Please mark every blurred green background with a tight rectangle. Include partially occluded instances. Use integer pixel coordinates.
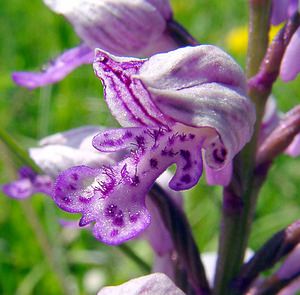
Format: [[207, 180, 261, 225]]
[[0, 0, 300, 294]]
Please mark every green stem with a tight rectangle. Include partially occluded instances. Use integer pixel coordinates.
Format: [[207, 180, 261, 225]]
[[38, 85, 52, 138], [118, 244, 151, 273], [213, 1, 272, 294], [20, 200, 76, 295], [0, 128, 41, 173]]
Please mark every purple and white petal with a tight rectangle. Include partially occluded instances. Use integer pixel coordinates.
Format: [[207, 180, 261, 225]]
[[97, 273, 185, 295], [39, 125, 103, 149], [93, 50, 174, 127], [147, 0, 173, 20], [54, 164, 151, 245], [44, 0, 176, 57], [12, 45, 93, 89], [136, 46, 255, 164], [2, 178, 34, 199], [137, 45, 246, 91], [2, 167, 52, 199], [280, 27, 300, 81], [30, 126, 116, 178]]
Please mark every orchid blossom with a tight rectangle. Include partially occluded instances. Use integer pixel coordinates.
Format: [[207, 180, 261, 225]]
[[52, 45, 256, 245]]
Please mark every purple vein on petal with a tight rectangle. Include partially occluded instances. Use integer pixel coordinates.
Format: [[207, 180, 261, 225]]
[[93, 49, 174, 128]]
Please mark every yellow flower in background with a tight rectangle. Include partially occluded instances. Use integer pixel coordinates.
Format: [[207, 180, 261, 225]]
[[225, 26, 248, 54], [225, 24, 283, 55]]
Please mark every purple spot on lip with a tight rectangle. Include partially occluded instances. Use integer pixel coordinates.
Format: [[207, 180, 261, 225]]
[[213, 148, 227, 163], [150, 158, 158, 168], [79, 196, 91, 203], [102, 139, 115, 146], [181, 174, 191, 184], [180, 150, 192, 170], [131, 175, 140, 186], [62, 196, 71, 203], [110, 229, 119, 237], [113, 210, 124, 227], [101, 56, 108, 64], [105, 204, 118, 218], [123, 131, 133, 139], [161, 148, 168, 156], [71, 173, 79, 181], [179, 134, 187, 141], [168, 134, 177, 145], [189, 134, 195, 140], [68, 184, 77, 191], [135, 136, 145, 148], [129, 212, 140, 223]]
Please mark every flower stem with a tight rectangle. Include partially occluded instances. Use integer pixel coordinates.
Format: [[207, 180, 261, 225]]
[[0, 128, 41, 173], [213, 1, 272, 294], [20, 200, 77, 295], [118, 244, 151, 273]]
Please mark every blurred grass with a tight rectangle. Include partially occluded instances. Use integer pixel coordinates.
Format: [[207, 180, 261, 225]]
[[0, 0, 300, 294]]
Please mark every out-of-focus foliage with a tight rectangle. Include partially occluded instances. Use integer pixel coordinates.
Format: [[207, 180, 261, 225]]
[[0, 0, 299, 294]]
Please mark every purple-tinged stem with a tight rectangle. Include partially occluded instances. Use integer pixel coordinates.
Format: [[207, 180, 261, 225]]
[[214, 7, 300, 295], [213, 1, 272, 294], [118, 244, 151, 273], [234, 220, 300, 293], [257, 105, 300, 165], [150, 183, 210, 295], [253, 270, 300, 295]]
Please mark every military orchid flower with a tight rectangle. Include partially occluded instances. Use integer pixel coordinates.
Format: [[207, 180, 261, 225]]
[[52, 45, 256, 245]]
